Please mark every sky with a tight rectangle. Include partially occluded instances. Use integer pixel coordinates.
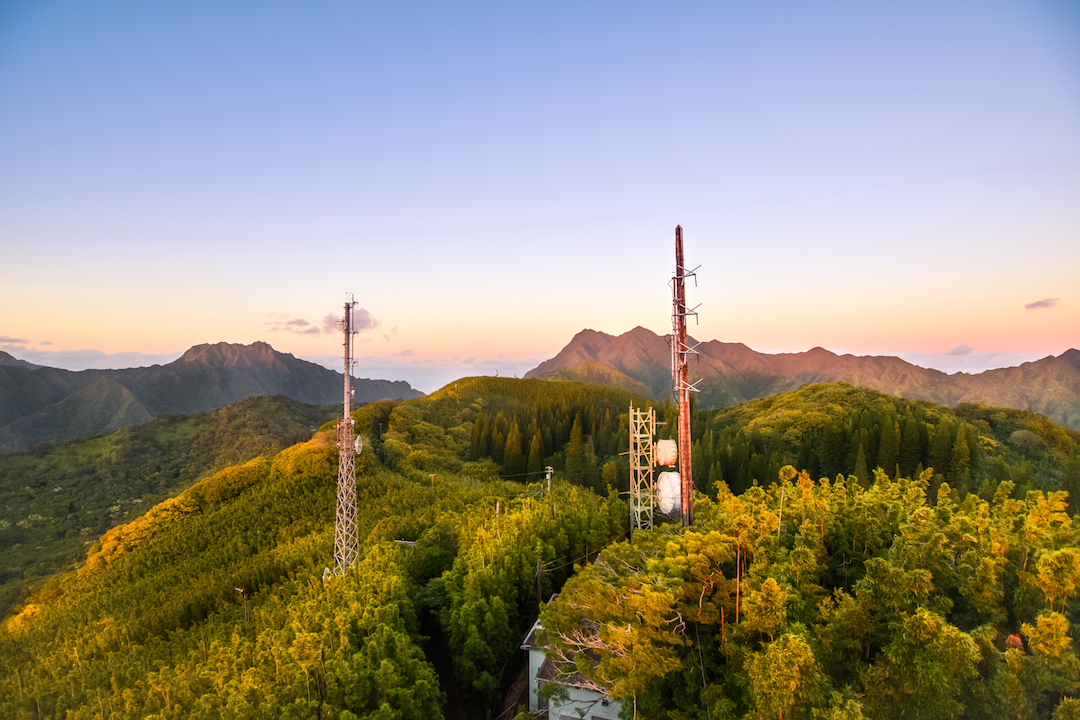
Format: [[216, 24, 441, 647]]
[[1, 0, 1078, 392]]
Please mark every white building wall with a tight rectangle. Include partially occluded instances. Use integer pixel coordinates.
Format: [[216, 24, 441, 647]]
[[528, 648, 546, 711]]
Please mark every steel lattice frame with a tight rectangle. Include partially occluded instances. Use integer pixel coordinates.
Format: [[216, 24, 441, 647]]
[[334, 296, 360, 570], [629, 404, 656, 534]]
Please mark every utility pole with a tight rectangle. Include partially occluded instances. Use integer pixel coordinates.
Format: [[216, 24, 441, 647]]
[[334, 295, 360, 570], [672, 226, 699, 527]]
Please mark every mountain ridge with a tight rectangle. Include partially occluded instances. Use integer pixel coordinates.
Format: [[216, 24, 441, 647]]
[[525, 327, 1080, 429], [0, 342, 422, 451]]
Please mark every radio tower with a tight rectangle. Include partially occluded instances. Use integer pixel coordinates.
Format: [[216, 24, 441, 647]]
[[629, 404, 656, 534], [334, 295, 360, 570], [672, 226, 700, 527]]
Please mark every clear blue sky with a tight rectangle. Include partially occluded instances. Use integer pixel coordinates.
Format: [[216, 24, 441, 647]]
[[2, 0, 1078, 391]]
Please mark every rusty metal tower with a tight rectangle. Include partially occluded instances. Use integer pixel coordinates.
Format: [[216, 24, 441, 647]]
[[334, 295, 360, 570], [671, 226, 700, 527]]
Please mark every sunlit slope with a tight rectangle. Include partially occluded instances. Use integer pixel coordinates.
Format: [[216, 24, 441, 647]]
[[690, 382, 1080, 507], [0, 413, 627, 719], [544, 464, 1080, 719], [362, 375, 653, 487], [366, 376, 1080, 520]]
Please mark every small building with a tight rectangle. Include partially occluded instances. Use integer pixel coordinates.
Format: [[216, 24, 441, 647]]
[[521, 614, 623, 720]]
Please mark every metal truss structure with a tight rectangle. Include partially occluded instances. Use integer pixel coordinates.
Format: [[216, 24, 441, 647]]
[[334, 295, 360, 570], [629, 404, 656, 534]]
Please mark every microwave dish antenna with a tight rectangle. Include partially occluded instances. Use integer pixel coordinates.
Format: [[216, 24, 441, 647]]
[[656, 472, 682, 516]]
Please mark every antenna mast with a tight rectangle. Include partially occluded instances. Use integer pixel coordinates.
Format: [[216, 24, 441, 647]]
[[334, 295, 360, 570], [672, 226, 700, 527]]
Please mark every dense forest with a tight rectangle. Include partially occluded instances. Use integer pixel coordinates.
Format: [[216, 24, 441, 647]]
[[0, 379, 632, 719], [688, 383, 1080, 510], [366, 378, 1079, 512], [541, 467, 1080, 719], [353, 377, 650, 493], [2, 377, 1080, 719]]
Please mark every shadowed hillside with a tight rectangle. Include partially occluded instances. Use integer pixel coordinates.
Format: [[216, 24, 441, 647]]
[[0, 394, 342, 615], [0, 342, 423, 451]]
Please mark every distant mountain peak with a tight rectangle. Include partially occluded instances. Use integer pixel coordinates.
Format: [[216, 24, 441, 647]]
[[1058, 348, 1080, 369], [527, 327, 1080, 431], [0, 351, 43, 370], [0, 341, 422, 451], [178, 341, 280, 366]]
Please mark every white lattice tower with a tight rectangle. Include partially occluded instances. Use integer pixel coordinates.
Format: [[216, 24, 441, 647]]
[[334, 295, 360, 570], [629, 404, 656, 534]]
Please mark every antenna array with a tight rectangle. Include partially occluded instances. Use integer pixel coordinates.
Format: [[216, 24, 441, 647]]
[[334, 294, 360, 570]]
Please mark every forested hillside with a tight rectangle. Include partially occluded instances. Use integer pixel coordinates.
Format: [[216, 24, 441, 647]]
[[0, 395, 340, 616], [0, 378, 632, 720], [4, 375, 1080, 719], [541, 467, 1080, 719], [689, 383, 1080, 511], [357, 376, 651, 494]]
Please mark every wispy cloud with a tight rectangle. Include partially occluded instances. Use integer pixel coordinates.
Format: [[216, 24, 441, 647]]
[[39, 340, 53, 346], [353, 308, 380, 332], [264, 315, 321, 335], [0, 335, 28, 344], [269, 309, 382, 336], [1025, 298, 1060, 311], [944, 344, 973, 356]]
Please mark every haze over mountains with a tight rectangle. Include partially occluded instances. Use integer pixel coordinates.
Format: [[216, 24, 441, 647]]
[[525, 327, 1080, 430], [0, 342, 422, 451]]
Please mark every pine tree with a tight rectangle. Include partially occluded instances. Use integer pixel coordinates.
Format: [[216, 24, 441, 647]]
[[503, 422, 523, 475], [899, 413, 922, 477], [601, 460, 618, 492], [949, 423, 971, 489], [821, 422, 846, 478], [565, 414, 588, 485], [491, 427, 505, 465], [854, 442, 869, 487], [930, 420, 953, 479], [708, 461, 723, 489], [470, 413, 488, 461], [583, 437, 599, 491], [877, 419, 899, 474], [527, 431, 544, 474]]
